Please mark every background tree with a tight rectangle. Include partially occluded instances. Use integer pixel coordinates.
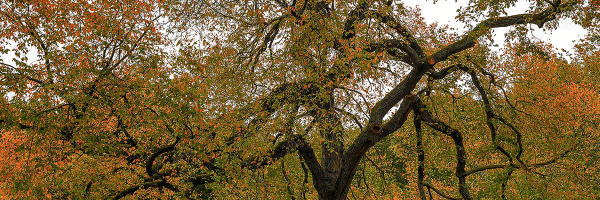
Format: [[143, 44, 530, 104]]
[[1, 0, 599, 199]]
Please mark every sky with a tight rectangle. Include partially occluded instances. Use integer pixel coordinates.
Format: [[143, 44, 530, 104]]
[[403, 0, 589, 54], [0, 0, 589, 66]]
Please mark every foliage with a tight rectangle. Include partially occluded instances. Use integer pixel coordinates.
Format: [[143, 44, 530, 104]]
[[1, 0, 599, 199]]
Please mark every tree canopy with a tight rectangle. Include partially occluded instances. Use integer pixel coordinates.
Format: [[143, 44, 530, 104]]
[[1, 0, 599, 199]]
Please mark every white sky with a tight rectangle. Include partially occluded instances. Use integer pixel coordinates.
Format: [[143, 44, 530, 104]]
[[1, 1, 588, 67], [403, 0, 588, 54]]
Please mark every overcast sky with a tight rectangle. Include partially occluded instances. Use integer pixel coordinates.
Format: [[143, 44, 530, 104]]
[[403, 0, 589, 53], [1, 1, 589, 66]]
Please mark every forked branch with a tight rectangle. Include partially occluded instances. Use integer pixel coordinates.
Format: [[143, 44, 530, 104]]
[[429, 0, 578, 65]]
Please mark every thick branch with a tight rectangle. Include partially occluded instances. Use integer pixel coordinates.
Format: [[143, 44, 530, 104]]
[[429, 1, 577, 65], [366, 40, 418, 65], [369, 65, 427, 123], [379, 94, 420, 140], [427, 64, 463, 80], [146, 137, 180, 177], [333, 54, 430, 198], [367, 10, 424, 59], [0, 119, 33, 129], [85, 180, 93, 194], [242, 134, 306, 170], [340, 0, 370, 40], [252, 16, 286, 63], [112, 180, 179, 200], [335, 93, 420, 199], [296, 136, 326, 192], [415, 111, 426, 200]]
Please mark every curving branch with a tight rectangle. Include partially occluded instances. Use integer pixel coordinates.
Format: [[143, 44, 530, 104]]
[[501, 169, 514, 200], [299, 153, 309, 199], [111, 180, 179, 200], [84, 180, 93, 195], [429, 63, 530, 167], [363, 154, 388, 194], [1, 62, 45, 85], [367, 10, 424, 59], [336, 93, 421, 199], [414, 111, 426, 200], [494, 116, 525, 164], [296, 135, 326, 193], [465, 67, 516, 164], [429, 63, 520, 164], [463, 148, 573, 177], [146, 137, 180, 178], [428, 0, 578, 65], [427, 64, 464, 80], [252, 16, 286, 64], [339, 0, 370, 41], [242, 134, 307, 170], [0, 119, 33, 129], [280, 160, 297, 200], [366, 40, 419, 65], [113, 136, 182, 199], [414, 98, 473, 200], [423, 183, 462, 200], [117, 118, 138, 147]]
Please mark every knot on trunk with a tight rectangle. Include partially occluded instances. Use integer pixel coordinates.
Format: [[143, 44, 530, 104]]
[[372, 124, 381, 133]]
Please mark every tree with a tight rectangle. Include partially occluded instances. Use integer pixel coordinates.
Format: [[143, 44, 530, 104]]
[[1, 0, 599, 199]]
